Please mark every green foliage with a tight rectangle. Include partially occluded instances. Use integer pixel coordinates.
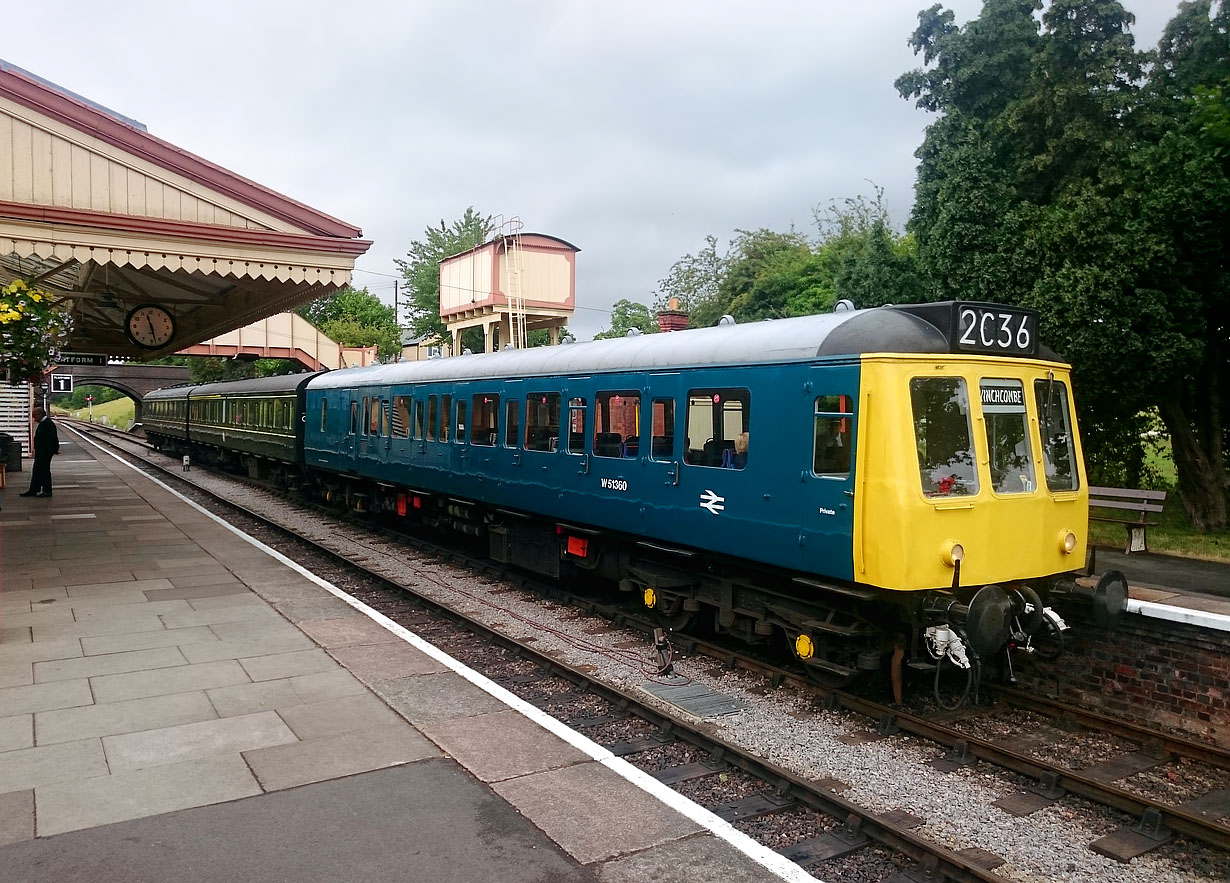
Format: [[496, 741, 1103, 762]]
[[655, 190, 921, 327], [295, 286, 400, 361], [899, 0, 1230, 529], [395, 208, 494, 348], [52, 384, 126, 410], [188, 358, 302, 383], [594, 300, 658, 339]]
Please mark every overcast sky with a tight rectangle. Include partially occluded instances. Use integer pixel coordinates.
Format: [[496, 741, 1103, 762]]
[[7, 1, 1176, 339]]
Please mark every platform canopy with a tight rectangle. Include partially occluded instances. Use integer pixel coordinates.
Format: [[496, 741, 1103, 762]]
[[0, 60, 371, 360]]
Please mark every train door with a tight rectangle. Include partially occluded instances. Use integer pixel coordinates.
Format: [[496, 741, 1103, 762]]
[[340, 394, 359, 470], [587, 381, 644, 529], [796, 366, 859, 581], [641, 373, 685, 508], [497, 381, 523, 502]]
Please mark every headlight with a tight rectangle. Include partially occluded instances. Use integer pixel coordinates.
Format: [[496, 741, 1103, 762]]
[[1059, 530, 1078, 554], [940, 540, 965, 567]]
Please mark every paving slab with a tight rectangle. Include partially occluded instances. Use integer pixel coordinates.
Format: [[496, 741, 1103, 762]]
[[277, 692, 407, 740], [268, 595, 367, 624], [299, 615, 404, 648], [103, 711, 298, 771], [494, 761, 703, 864], [80, 626, 219, 655], [178, 631, 315, 663], [0, 637, 82, 665], [205, 669, 368, 718], [594, 831, 781, 882], [421, 709, 591, 782], [236, 648, 339, 682], [370, 671, 511, 724], [0, 715, 33, 752], [0, 661, 33, 689], [35, 692, 218, 745], [0, 789, 33, 846], [90, 660, 251, 704], [243, 722, 439, 791], [0, 678, 93, 716], [329, 640, 450, 682], [33, 646, 186, 683], [33, 755, 263, 837], [0, 739, 108, 793], [142, 583, 249, 602]]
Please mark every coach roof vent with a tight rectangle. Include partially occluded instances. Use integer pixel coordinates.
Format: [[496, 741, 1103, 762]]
[[717, 315, 736, 326]]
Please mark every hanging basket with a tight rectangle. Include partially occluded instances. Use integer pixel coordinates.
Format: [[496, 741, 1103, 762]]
[[0, 279, 73, 384]]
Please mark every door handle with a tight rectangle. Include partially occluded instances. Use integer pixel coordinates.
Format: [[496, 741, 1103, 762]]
[[577, 454, 589, 475], [844, 489, 855, 496], [666, 461, 680, 486]]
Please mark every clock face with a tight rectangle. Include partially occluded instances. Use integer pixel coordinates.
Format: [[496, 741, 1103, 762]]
[[126, 304, 176, 348]]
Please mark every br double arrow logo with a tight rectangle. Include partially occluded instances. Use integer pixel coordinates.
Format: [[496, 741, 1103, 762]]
[[699, 489, 725, 515]]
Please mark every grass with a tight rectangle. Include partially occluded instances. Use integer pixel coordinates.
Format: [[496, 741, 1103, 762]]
[[53, 397, 136, 430], [1088, 501, 1230, 562]]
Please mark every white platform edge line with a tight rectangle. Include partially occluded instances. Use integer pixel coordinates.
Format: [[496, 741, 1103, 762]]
[[71, 428, 819, 883], [1126, 598, 1230, 632]]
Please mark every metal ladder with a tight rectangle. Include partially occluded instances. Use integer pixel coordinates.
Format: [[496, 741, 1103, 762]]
[[499, 216, 527, 349]]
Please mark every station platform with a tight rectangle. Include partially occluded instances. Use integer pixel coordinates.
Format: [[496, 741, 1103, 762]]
[[0, 434, 808, 882]]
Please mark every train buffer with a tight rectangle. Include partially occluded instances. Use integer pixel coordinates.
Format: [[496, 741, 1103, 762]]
[[1088, 486, 1167, 554]]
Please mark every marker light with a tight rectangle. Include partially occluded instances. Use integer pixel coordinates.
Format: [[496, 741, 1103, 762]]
[[940, 540, 965, 567], [1059, 530, 1078, 554]]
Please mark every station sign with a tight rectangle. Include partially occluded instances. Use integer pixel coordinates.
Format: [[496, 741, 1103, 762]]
[[50, 374, 73, 393], [56, 352, 108, 366]]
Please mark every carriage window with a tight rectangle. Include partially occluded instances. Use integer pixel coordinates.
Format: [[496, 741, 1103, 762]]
[[684, 388, 749, 469], [427, 396, 438, 441], [471, 394, 498, 446], [649, 399, 675, 461], [911, 377, 979, 497], [350, 401, 358, 436], [504, 399, 520, 447], [381, 400, 391, 437], [1034, 378, 1079, 491], [367, 397, 379, 435], [981, 379, 1035, 494], [320, 399, 327, 432], [594, 391, 640, 458], [567, 397, 587, 453], [813, 395, 854, 476], [392, 396, 410, 438], [441, 394, 452, 442], [455, 400, 467, 443], [414, 400, 424, 439], [525, 393, 560, 451]]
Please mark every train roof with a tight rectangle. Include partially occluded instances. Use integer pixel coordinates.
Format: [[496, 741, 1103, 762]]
[[308, 302, 1061, 390], [144, 372, 321, 400]]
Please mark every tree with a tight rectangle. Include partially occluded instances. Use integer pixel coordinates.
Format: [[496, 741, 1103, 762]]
[[899, 0, 1229, 529], [295, 286, 400, 362], [655, 193, 920, 325], [594, 300, 658, 339], [395, 208, 494, 348]]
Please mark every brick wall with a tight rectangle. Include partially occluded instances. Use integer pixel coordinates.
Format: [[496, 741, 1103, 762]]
[[1019, 609, 1230, 749]]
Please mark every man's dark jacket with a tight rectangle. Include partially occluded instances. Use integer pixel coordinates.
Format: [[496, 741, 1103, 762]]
[[33, 416, 59, 458]]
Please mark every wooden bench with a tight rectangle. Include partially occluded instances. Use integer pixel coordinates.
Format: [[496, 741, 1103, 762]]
[[1088, 486, 1167, 554]]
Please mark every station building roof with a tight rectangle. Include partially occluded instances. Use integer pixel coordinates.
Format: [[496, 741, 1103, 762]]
[[0, 59, 371, 360]]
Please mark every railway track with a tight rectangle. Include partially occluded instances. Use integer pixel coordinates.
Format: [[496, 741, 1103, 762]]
[[72, 422, 1230, 877]]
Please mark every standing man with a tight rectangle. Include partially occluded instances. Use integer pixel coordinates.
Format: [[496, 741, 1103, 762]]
[[20, 405, 59, 498]]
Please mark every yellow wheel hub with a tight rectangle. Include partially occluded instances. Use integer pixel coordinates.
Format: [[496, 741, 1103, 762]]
[[794, 634, 814, 660], [642, 587, 657, 609]]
